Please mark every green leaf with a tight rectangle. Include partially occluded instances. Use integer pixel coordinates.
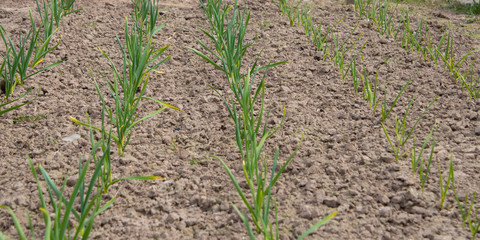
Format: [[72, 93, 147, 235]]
[[297, 211, 338, 240], [233, 205, 256, 240], [0, 206, 27, 240], [0, 87, 37, 115]]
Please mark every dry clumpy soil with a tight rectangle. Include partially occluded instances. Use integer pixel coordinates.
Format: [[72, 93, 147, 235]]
[[1, 0, 480, 239]]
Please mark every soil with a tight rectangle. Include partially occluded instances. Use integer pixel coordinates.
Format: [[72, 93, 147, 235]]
[[1, 0, 480, 239]]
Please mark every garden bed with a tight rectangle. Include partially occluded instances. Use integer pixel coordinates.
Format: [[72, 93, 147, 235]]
[[1, 0, 480, 239]]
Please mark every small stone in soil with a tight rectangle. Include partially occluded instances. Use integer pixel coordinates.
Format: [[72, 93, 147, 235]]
[[323, 198, 341, 208], [67, 176, 78, 187], [475, 125, 480, 136], [379, 206, 393, 218]]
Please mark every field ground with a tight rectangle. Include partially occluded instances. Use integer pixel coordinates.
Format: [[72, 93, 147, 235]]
[[1, 0, 480, 239]]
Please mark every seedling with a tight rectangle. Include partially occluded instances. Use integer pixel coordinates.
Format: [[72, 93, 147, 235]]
[[312, 22, 333, 58], [439, 154, 454, 209], [275, 0, 303, 26], [296, 3, 313, 28], [34, 0, 60, 64], [330, 25, 363, 77], [0, 134, 115, 240], [47, 0, 82, 28], [354, 0, 375, 19], [59, 0, 80, 13], [374, 0, 398, 39], [437, 46, 480, 83], [301, 16, 341, 60], [454, 190, 469, 230], [400, 10, 425, 53], [325, 19, 345, 60], [0, 22, 37, 94], [453, 188, 480, 239], [131, 0, 168, 38], [71, 17, 179, 157], [351, 56, 360, 95], [467, 193, 480, 239], [359, 54, 379, 111], [0, 121, 161, 239], [383, 56, 391, 65], [399, 9, 436, 58], [0, 87, 38, 116], [435, 23, 480, 83], [342, 41, 367, 82], [0, 11, 63, 98], [424, 27, 446, 65], [456, 60, 480, 99], [380, 79, 410, 122], [411, 122, 436, 192], [300, 10, 313, 40], [452, 170, 480, 240], [191, 0, 336, 238], [381, 93, 437, 162]]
